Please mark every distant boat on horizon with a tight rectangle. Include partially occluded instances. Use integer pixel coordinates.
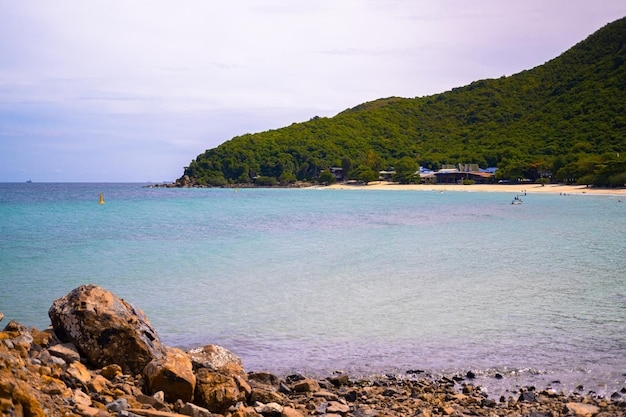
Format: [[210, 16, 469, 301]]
[[26, 180, 32, 184]]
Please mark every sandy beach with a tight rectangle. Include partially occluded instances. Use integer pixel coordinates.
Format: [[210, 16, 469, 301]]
[[327, 181, 626, 196]]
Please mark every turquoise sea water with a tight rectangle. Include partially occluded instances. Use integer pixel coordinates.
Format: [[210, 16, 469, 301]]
[[1, 183, 625, 397]]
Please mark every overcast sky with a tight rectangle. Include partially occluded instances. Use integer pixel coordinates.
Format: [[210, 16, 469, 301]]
[[1, 1, 625, 182]]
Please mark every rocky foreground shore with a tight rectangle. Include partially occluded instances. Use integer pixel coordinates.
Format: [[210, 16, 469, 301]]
[[1, 285, 624, 417]]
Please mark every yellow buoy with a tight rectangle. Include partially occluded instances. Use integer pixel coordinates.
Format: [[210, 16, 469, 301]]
[[98, 193, 105, 204]]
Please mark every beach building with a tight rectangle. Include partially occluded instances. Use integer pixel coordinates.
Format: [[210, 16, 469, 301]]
[[379, 169, 396, 181], [419, 166, 436, 184], [433, 164, 495, 184], [329, 167, 344, 181]]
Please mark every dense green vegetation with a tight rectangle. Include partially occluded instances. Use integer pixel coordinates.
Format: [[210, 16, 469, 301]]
[[180, 17, 626, 187]]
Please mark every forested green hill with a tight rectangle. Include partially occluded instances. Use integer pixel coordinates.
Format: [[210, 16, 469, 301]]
[[180, 17, 626, 187]]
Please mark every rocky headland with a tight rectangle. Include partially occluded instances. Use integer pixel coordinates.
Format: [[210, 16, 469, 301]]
[[1, 285, 624, 417]]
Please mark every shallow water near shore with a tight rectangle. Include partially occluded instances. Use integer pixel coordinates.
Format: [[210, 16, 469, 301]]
[[1, 183, 625, 398]]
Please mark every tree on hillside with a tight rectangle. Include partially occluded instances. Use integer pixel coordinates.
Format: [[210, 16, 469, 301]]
[[341, 157, 353, 181], [318, 170, 337, 185], [393, 157, 420, 184], [365, 150, 383, 171], [351, 165, 379, 184]]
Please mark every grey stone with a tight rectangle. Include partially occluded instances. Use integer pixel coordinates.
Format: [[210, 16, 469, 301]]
[[106, 398, 128, 412], [180, 402, 213, 417], [48, 342, 81, 363], [135, 393, 169, 411], [519, 391, 537, 402], [187, 344, 243, 371]]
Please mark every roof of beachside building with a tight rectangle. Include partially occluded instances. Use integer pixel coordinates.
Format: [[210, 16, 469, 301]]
[[457, 163, 480, 172], [435, 168, 459, 174], [469, 172, 493, 178]]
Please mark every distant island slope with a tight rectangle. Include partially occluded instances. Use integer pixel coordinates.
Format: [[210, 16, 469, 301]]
[[178, 17, 626, 189]]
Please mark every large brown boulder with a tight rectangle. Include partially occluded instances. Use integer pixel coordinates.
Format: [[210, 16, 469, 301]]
[[48, 284, 166, 374], [143, 346, 196, 403], [190, 345, 249, 414], [194, 368, 247, 414]]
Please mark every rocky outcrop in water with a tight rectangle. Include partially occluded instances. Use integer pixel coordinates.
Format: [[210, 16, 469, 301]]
[[1, 285, 625, 416]]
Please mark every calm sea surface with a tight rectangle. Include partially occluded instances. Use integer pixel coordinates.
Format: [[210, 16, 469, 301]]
[[1, 183, 624, 397]]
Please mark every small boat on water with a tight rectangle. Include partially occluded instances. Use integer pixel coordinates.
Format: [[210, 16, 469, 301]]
[[511, 194, 523, 205]]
